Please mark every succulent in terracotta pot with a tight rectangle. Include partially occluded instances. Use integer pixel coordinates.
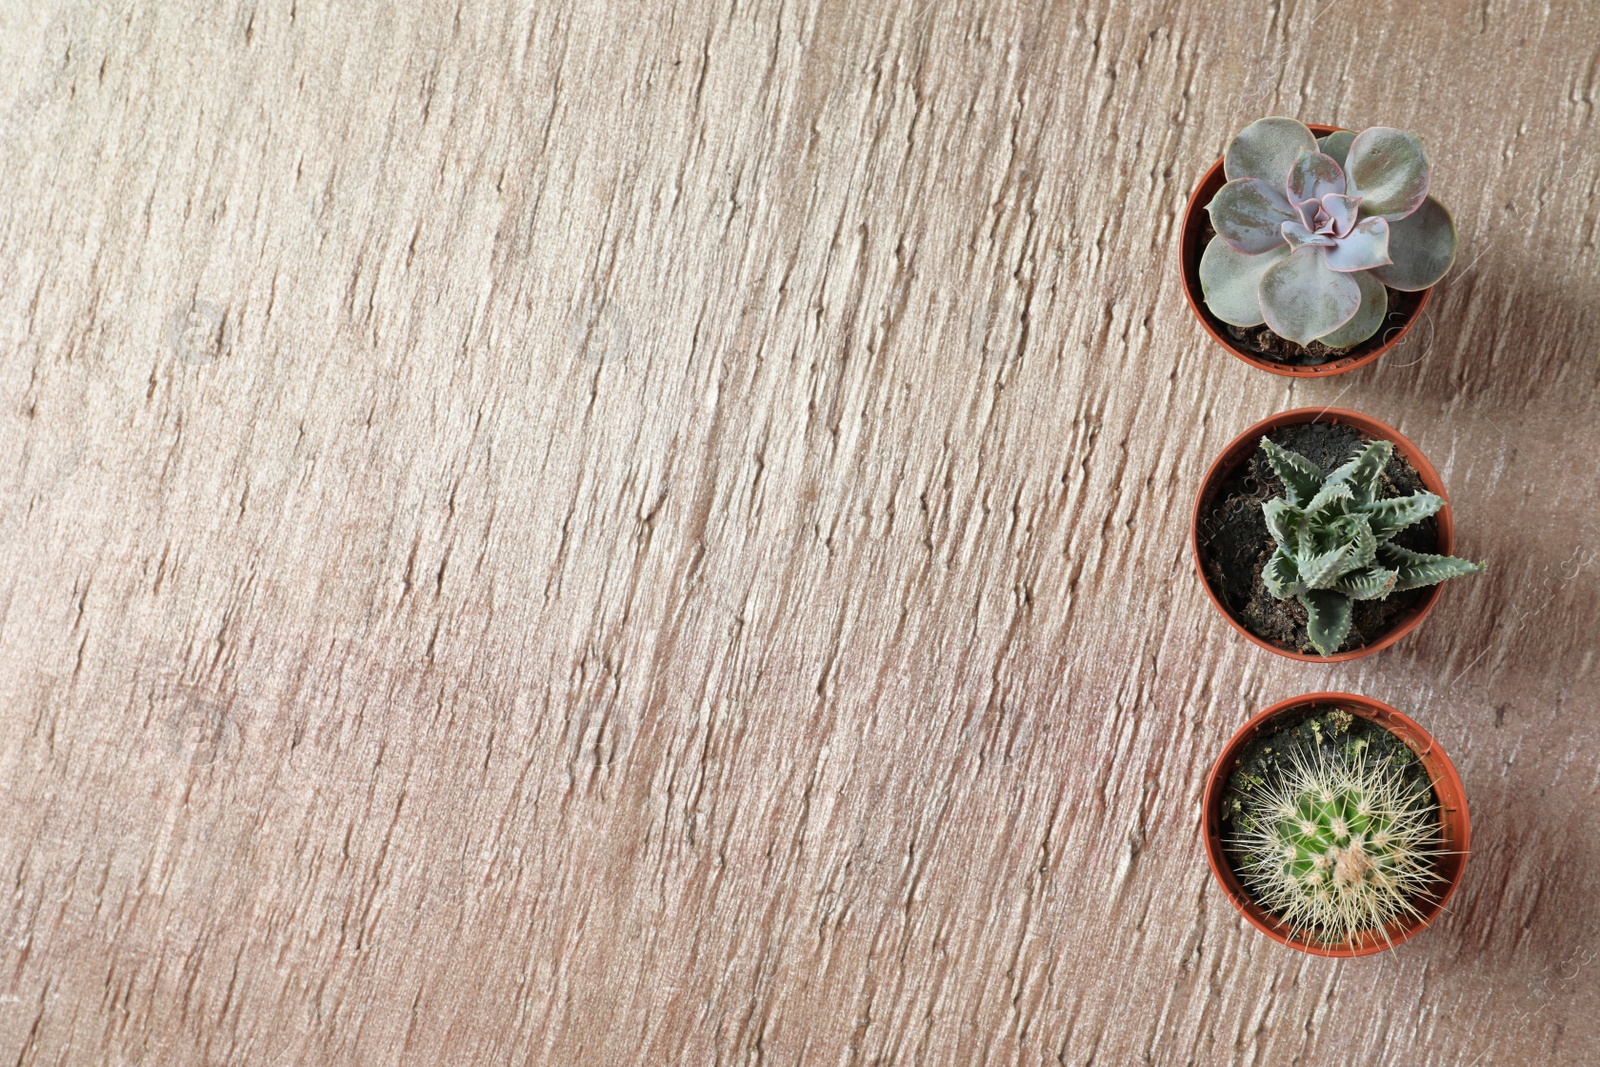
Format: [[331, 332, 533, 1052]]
[[1199, 117, 1458, 349], [1193, 408, 1479, 661], [1231, 725, 1441, 942], [1204, 693, 1471, 956]]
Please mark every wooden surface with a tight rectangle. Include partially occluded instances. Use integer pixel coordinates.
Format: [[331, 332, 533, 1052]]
[[2, 1, 1598, 1063]]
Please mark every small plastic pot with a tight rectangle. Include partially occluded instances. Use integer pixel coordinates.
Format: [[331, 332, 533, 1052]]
[[1178, 123, 1431, 377], [1191, 407, 1456, 662], [1202, 691, 1471, 957]]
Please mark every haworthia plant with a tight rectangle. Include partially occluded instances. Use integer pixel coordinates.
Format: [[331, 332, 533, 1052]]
[[1233, 737, 1442, 945], [1258, 436, 1482, 656], [1201, 117, 1458, 346]]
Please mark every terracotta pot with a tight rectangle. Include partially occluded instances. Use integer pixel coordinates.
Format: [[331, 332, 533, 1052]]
[[1179, 123, 1432, 377], [1192, 407, 1456, 662], [1202, 691, 1471, 957]]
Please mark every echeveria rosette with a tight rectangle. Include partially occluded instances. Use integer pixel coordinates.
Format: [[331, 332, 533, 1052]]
[[1257, 436, 1482, 656], [1200, 118, 1458, 347]]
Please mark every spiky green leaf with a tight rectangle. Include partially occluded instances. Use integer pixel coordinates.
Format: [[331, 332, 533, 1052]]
[[1263, 548, 1302, 598], [1263, 497, 1301, 547], [1259, 438, 1325, 506], [1340, 517, 1378, 573], [1391, 555, 1483, 592], [1299, 589, 1354, 656], [1377, 542, 1441, 567], [1333, 567, 1399, 600], [1360, 492, 1443, 541], [1301, 517, 1376, 588], [1375, 535, 1483, 590], [1323, 440, 1393, 505], [1298, 549, 1344, 590], [1301, 546, 1351, 590], [1306, 479, 1353, 513], [1304, 482, 1355, 527]]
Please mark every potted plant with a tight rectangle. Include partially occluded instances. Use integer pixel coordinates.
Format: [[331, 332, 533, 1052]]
[[1192, 408, 1482, 660], [1179, 117, 1459, 376], [1202, 692, 1470, 956]]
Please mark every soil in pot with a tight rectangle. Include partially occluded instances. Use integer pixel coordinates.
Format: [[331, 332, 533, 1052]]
[[1217, 704, 1444, 946], [1197, 219, 1410, 368], [1198, 420, 1440, 655]]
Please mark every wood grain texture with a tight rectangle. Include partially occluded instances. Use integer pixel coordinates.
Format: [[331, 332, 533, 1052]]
[[2, 0, 1598, 1063]]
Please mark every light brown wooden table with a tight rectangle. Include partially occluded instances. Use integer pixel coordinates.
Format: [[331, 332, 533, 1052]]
[[2, 1, 1597, 1063]]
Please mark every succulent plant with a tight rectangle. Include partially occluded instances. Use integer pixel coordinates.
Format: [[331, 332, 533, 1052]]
[[1259, 436, 1482, 655], [1233, 739, 1442, 945], [1201, 117, 1458, 346]]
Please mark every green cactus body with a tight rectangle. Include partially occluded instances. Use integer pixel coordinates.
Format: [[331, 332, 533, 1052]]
[[1234, 746, 1442, 945], [1257, 435, 1482, 655]]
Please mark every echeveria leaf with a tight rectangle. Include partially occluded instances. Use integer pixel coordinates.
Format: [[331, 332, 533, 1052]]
[[1333, 567, 1399, 600], [1346, 127, 1431, 220], [1226, 117, 1319, 195], [1199, 237, 1288, 326], [1322, 439, 1393, 504], [1360, 491, 1443, 541], [1287, 150, 1346, 204], [1391, 554, 1483, 591], [1317, 130, 1356, 170], [1282, 221, 1335, 251], [1207, 178, 1296, 254], [1372, 195, 1457, 291], [1323, 217, 1391, 272], [1321, 193, 1361, 237], [1260, 437, 1325, 506], [1299, 589, 1354, 656], [1258, 248, 1361, 345], [1263, 549, 1301, 598], [1314, 269, 1387, 348]]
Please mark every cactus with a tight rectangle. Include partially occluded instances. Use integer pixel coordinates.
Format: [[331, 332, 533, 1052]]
[[1258, 436, 1482, 656], [1201, 117, 1458, 345], [1233, 741, 1442, 945]]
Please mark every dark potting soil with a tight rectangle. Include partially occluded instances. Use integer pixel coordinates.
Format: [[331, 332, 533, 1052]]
[[1198, 421, 1440, 655], [1217, 705, 1443, 938], [1197, 220, 1405, 367]]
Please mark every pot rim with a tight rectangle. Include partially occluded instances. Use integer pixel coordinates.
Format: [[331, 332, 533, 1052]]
[[1190, 406, 1456, 662], [1178, 122, 1432, 377], [1201, 690, 1472, 957]]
